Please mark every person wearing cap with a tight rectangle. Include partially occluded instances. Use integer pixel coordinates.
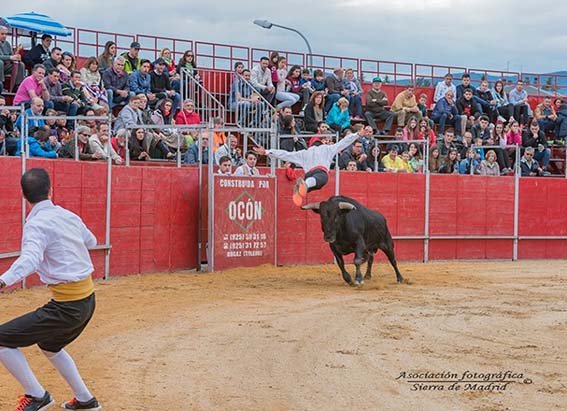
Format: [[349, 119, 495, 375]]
[[24, 34, 52, 67], [324, 67, 349, 113], [150, 57, 181, 110], [121, 41, 141, 74], [381, 144, 407, 173], [433, 72, 457, 103], [364, 77, 395, 135]]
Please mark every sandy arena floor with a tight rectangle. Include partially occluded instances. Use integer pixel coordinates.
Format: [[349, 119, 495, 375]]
[[0, 260, 566, 411]]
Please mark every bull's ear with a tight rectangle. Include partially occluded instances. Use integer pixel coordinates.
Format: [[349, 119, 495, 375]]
[[301, 202, 321, 214], [338, 202, 356, 212]]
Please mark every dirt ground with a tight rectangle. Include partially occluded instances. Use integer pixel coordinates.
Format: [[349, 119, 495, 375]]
[[1, 260, 566, 411]]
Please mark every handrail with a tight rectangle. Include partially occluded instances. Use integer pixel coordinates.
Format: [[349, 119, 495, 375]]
[[180, 67, 226, 124]]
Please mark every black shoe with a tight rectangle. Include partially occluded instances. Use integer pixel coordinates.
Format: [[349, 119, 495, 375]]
[[61, 397, 101, 410], [16, 391, 54, 411]]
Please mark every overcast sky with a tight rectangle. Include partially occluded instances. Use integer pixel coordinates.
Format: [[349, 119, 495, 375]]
[[2, 0, 566, 74]]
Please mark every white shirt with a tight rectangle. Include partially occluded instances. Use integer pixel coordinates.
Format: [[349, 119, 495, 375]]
[[234, 164, 260, 176], [434, 81, 457, 103], [266, 132, 358, 172], [1, 200, 96, 287]]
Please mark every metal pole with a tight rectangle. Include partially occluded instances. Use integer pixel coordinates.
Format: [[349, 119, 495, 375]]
[[423, 141, 430, 263], [513, 144, 520, 261], [335, 131, 340, 196], [74, 119, 78, 161], [125, 127, 130, 166], [208, 129, 215, 272], [271, 23, 313, 71], [20, 105, 27, 289], [104, 114, 112, 279]]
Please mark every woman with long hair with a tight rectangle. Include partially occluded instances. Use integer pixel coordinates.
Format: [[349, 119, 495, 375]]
[[439, 147, 459, 174], [58, 52, 75, 83], [269, 51, 280, 85], [402, 116, 419, 142], [274, 57, 300, 109], [98, 41, 116, 72], [408, 142, 423, 173], [304, 91, 325, 132], [80, 57, 109, 112], [176, 50, 199, 79], [287, 65, 311, 112], [428, 146, 441, 173], [492, 80, 514, 122], [365, 142, 384, 172], [129, 127, 173, 160], [280, 115, 307, 152], [418, 117, 437, 147]]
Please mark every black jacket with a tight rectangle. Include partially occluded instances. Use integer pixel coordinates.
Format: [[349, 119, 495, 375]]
[[457, 97, 480, 118], [522, 130, 548, 148], [304, 103, 323, 132]]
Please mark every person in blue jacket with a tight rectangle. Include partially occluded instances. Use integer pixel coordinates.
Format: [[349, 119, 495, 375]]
[[431, 90, 461, 136], [326, 97, 351, 132], [16, 125, 57, 158]]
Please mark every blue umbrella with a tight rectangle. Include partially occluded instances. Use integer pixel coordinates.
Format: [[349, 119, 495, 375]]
[[3, 12, 71, 37]]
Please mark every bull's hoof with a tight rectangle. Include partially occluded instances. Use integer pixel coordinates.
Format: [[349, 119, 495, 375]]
[[348, 281, 356, 287], [354, 279, 364, 287], [396, 276, 406, 284], [364, 273, 372, 280]]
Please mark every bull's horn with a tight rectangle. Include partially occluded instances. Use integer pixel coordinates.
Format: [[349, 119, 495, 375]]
[[301, 202, 321, 210], [338, 202, 356, 210]]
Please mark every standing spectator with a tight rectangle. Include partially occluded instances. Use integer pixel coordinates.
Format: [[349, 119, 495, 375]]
[[57, 52, 75, 83], [121, 41, 141, 74], [45, 68, 78, 119], [250, 56, 276, 104], [520, 146, 543, 176], [111, 128, 127, 160], [42, 47, 62, 72], [14, 64, 50, 107], [431, 90, 460, 136], [479, 149, 500, 176], [365, 77, 395, 134], [274, 57, 299, 109], [456, 73, 473, 100], [215, 134, 243, 166], [327, 97, 351, 132], [324, 67, 349, 113], [508, 80, 529, 126], [438, 148, 459, 174], [418, 117, 437, 147], [0, 25, 25, 93], [98, 41, 116, 72], [304, 91, 325, 132], [268, 51, 280, 85], [473, 80, 498, 123], [23, 34, 52, 67], [88, 122, 122, 164], [492, 80, 514, 122], [128, 59, 156, 105], [522, 120, 550, 174], [150, 58, 181, 110], [534, 96, 557, 134], [60, 126, 100, 160], [287, 65, 311, 113], [391, 84, 422, 127], [102, 56, 131, 108], [434, 73, 457, 103], [343, 68, 363, 119], [234, 151, 260, 176]]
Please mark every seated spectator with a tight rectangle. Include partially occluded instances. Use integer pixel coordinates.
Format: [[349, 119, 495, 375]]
[[381, 144, 407, 172], [520, 146, 544, 177], [308, 122, 332, 147], [111, 128, 127, 160], [428, 146, 442, 172], [113, 94, 142, 133], [121, 42, 141, 74], [204, 117, 228, 152], [150, 98, 178, 158], [474, 80, 498, 123], [534, 96, 558, 134], [215, 134, 243, 166], [88, 122, 122, 164], [57, 52, 75, 83], [436, 129, 457, 157], [492, 122, 511, 172], [391, 84, 422, 127], [508, 80, 529, 126], [418, 117, 437, 147], [492, 80, 514, 123], [324, 67, 350, 113], [14, 64, 50, 107], [345, 159, 359, 171], [60, 126, 100, 160], [471, 115, 492, 143], [280, 115, 308, 152], [63, 70, 101, 115], [23, 34, 52, 67], [16, 125, 57, 158], [457, 131, 473, 159], [275, 107, 298, 134], [505, 120, 522, 166], [175, 98, 201, 147], [128, 59, 156, 105], [456, 73, 473, 100], [365, 142, 383, 172], [15, 97, 45, 132], [176, 50, 200, 81], [431, 90, 461, 136], [234, 150, 260, 176], [479, 149, 500, 176], [555, 103, 567, 144], [438, 148, 459, 174], [151, 58, 181, 110], [80, 57, 109, 113], [42, 47, 62, 72], [408, 142, 423, 172], [159, 48, 178, 79], [287, 65, 311, 113], [230, 68, 267, 128], [327, 97, 351, 132], [274, 57, 300, 109], [459, 147, 481, 175], [522, 120, 550, 174], [352, 124, 373, 152], [402, 116, 419, 142], [304, 91, 326, 132], [456, 88, 480, 133], [250, 56, 276, 105], [311, 69, 326, 93], [434, 73, 457, 103], [45, 68, 78, 122], [218, 155, 233, 175], [343, 68, 363, 119], [298, 68, 314, 108], [365, 77, 395, 134], [0, 25, 25, 93], [339, 138, 367, 170], [102, 56, 132, 109], [417, 93, 429, 119], [54, 114, 70, 144], [184, 135, 209, 165], [128, 127, 172, 161], [554, 97, 564, 112], [98, 41, 116, 72]]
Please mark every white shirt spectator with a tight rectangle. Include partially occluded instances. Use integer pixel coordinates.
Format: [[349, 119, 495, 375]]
[[234, 163, 260, 176], [250, 64, 273, 91], [434, 81, 457, 103]]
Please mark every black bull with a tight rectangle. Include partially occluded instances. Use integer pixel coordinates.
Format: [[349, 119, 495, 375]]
[[302, 195, 404, 286]]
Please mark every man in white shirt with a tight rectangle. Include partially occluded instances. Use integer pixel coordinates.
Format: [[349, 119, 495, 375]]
[[234, 150, 260, 176], [434, 73, 457, 103], [250, 56, 276, 104], [0, 168, 101, 411], [217, 155, 233, 175]]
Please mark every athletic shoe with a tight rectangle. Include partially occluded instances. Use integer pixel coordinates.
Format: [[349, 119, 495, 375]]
[[16, 391, 54, 411], [61, 397, 101, 410], [292, 192, 303, 207], [296, 177, 308, 197]]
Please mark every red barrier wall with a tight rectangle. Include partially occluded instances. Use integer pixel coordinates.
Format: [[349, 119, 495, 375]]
[[0, 158, 200, 286]]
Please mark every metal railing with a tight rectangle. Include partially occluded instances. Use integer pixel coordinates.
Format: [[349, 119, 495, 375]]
[[180, 68, 226, 125]]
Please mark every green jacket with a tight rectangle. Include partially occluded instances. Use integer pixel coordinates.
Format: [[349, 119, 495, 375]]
[[121, 51, 141, 74]]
